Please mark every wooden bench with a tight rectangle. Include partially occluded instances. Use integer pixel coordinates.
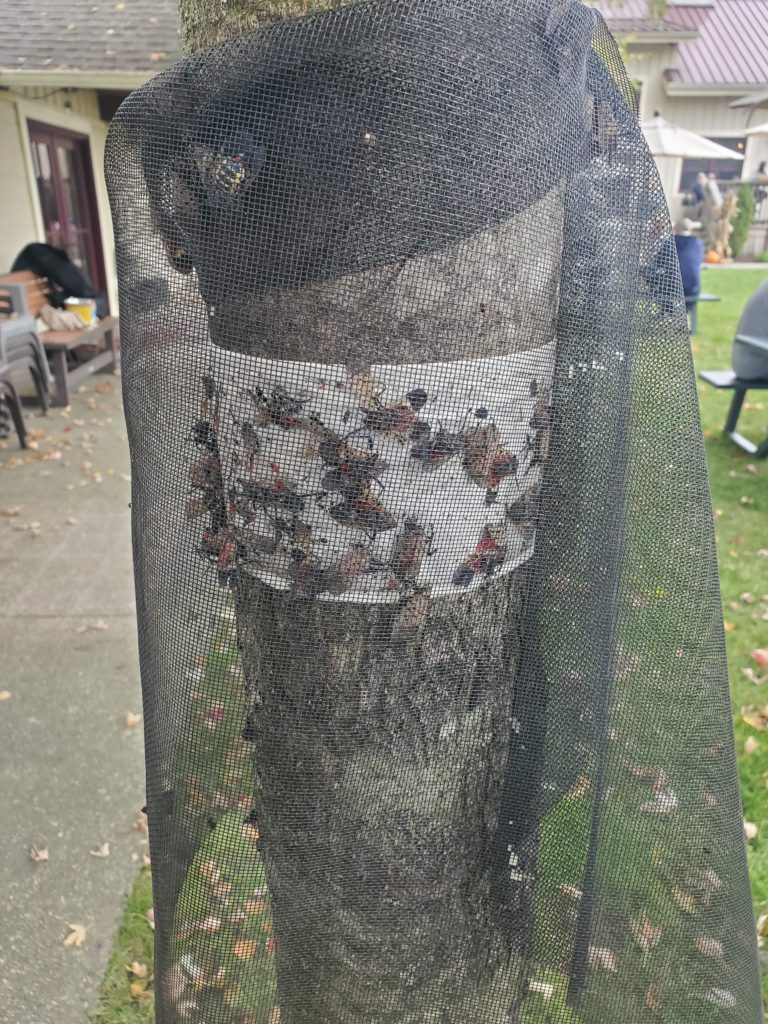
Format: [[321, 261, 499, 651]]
[[0, 270, 118, 407], [699, 336, 768, 458]]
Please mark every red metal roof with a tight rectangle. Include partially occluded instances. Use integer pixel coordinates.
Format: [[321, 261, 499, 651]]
[[599, 0, 768, 87], [672, 0, 768, 85]]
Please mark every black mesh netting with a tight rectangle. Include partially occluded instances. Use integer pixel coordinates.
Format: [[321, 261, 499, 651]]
[[105, 1, 763, 1021]]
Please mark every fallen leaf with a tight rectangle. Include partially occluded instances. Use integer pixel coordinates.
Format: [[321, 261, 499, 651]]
[[528, 981, 554, 1001], [63, 923, 87, 947], [640, 786, 678, 815], [744, 820, 758, 841], [125, 712, 142, 728], [645, 983, 662, 1011], [740, 496, 754, 505], [742, 668, 763, 685], [28, 846, 49, 863], [146, 907, 155, 930], [129, 981, 146, 998], [588, 946, 618, 972], [233, 939, 259, 960], [705, 988, 736, 1009], [269, 1010, 281, 1024], [747, 464, 758, 475], [1, 506, 22, 516], [90, 842, 110, 858], [0, 690, 11, 701], [695, 937, 724, 958], [66, 516, 78, 526], [745, 736, 759, 754], [724, 620, 736, 632], [742, 707, 768, 731], [671, 887, 695, 913], [630, 912, 662, 955], [752, 649, 768, 669], [126, 960, 148, 978]]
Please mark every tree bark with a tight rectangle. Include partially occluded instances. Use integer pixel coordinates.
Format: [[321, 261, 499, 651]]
[[179, 0, 348, 54], [171, 3, 561, 1021]]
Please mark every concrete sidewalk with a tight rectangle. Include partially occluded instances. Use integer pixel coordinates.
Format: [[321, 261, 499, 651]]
[[0, 377, 145, 1024]]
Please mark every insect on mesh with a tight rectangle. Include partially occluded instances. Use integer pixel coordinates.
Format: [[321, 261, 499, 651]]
[[105, 0, 763, 1021]]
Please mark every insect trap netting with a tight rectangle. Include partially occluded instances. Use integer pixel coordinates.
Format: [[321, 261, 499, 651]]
[[105, 0, 762, 1021]]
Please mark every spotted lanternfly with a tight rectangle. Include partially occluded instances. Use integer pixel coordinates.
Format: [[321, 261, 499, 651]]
[[247, 385, 309, 430], [463, 422, 518, 502], [194, 132, 266, 205], [390, 519, 434, 583], [322, 545, 372, 596], [328, 487, 398, 535], [411, 422, 466, 468], [288, 550, 326, 600], [526, 398, 553, 474], [453, 525, 508, 588], [355, 375, 428, 443], [316, 427, 388, 494], [505, 486, 541, 529], [189, 454, 221, 490], [200, 375, 221, 426], [391, 587, 431, 642]]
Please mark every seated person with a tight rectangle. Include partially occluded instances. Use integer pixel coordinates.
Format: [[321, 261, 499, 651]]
[[673, 218, 704, 301], [732, 279, 768, 381]]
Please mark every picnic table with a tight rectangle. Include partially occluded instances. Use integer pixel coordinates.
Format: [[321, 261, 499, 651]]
[[0, 270, 118, 407]]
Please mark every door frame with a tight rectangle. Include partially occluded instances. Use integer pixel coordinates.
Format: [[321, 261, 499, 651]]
[[26, 119, 108, 296]]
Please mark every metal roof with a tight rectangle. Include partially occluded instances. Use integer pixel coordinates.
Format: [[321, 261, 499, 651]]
[[598, 0, 768, 87]]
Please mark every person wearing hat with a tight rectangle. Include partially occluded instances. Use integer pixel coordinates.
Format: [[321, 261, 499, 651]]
[[674, 217, 705, 327]]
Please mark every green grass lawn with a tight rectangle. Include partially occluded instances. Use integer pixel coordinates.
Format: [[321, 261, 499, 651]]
[[92, 266, 768, 1023]]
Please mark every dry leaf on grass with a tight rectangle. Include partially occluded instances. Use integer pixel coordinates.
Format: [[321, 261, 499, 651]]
[[745, 736, 759, 754], [645, 984, 662, 1011], [752, 649, 768, 669], [233, 939, 259, 960], [269, 1009, 281, 1024], [744, 820, 758, 841], [125, 712, 142, 728], [695, 937, 724, 958], [630, 912, 662, 955], [587, 946, 618, 972], [90, 842, 110, 858], [28, 846, 49, 864], [63, 923, 87, 947], [146, 907, 155, 930], [670, 887, 695, 913], [127, 960, 149, 979], [742, 705, 768, 731], [528, 981, 554, 1000]]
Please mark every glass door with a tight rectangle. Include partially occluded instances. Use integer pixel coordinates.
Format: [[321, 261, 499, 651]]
[[28, 122, 106, 295]]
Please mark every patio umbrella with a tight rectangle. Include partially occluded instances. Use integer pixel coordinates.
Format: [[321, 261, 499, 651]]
[[641, 112, 745, 160], [745, 120, 768, 136]]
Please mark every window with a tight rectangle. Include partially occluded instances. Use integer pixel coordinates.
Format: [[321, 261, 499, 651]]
[[679, 136, 746, 192]]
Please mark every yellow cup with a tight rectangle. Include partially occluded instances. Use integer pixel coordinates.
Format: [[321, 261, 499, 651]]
[[64, 297, 97, 326]]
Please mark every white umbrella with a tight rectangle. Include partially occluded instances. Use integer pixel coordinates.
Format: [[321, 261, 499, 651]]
[[641, 113, 744, 160], [745, 121, 768, 137]]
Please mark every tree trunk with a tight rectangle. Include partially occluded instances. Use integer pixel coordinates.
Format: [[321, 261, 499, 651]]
[[171, 3, 561, 1021], [179, 0, 347, 54]]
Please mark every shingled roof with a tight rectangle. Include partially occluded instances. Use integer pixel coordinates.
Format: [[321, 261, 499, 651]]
[[0, 0, 181, 76]]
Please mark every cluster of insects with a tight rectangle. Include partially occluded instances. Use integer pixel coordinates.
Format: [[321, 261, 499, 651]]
[[185, 369, 551, 637]]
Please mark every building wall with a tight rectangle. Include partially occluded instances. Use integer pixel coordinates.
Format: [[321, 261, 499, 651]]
[[0, 86, 118, 313], [626, 44, 758, 136]]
